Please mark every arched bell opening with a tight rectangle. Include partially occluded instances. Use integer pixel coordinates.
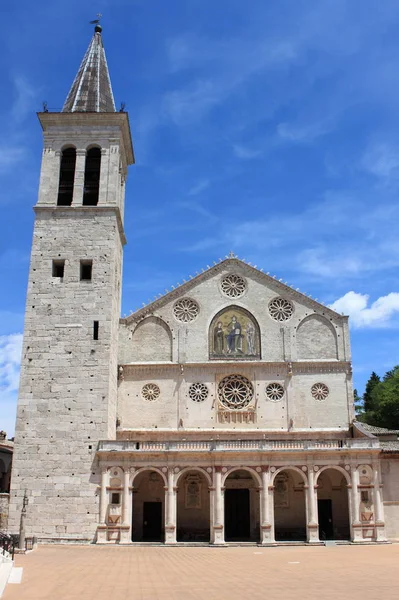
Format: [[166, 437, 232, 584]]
[[57, 147, 76, 206], [131, 470, 165, 542], [273, 469, 306, 542], [176, 470, 210, 542], [224, 469, 260, 542], [317, 468, 350, 541], [83, 147, 101, 206]]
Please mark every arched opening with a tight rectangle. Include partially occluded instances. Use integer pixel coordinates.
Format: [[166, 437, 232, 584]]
[[176, 470, 210, 542], [317, 468, 350, 540], [132, 470, 165, 542], [209, 306, 261, 360], [83, 147, 101, 206], [57, 147, 76, 206], [273, 469, 306, 541], [224, 469, 260, 542]]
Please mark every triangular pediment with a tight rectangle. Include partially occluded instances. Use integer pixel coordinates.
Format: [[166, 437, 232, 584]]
[[122, 256, 343, 325]]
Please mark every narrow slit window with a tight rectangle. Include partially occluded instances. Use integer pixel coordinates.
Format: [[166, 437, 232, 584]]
[[80, 260, 93, 281], [52, 260, 65, 278], [111, 493, 120, 505], [83, 147, 101, 206], [57, 147, 76, 206], [93, 321, 99, 340]]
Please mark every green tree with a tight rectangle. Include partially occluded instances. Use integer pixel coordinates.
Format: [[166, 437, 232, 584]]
[[353, 389, 364, 418], [363, 371, 381, 413], [371, 366, 399, 429]]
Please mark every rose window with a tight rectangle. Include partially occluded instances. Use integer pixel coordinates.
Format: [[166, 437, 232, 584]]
[[218, 374, 254, 409], [266, 382, 285, 402], [311, 383, 329, 401], [221, 274, 247, 298], [268, 297, 294, 322], [173, 298, 199, 322], [141, 383, 160, 401], [189, 382, 209, 402]]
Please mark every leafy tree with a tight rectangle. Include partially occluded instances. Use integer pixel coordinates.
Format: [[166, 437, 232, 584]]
[[371, 366, 399, 429], [353, 389, 364, 417], [363, 371, 381, 413]]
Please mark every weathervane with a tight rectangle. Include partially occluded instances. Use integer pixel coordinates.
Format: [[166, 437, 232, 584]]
[[90, 13, 103, 32]]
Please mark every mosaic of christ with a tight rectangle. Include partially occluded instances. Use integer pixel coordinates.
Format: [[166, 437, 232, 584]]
[[209, 307, 260, 359]]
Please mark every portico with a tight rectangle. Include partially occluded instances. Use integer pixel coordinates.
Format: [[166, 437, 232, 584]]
[[95, 436, 386, 545]]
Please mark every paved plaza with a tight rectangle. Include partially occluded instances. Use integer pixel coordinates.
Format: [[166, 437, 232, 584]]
[[3, 544, 399, 600]]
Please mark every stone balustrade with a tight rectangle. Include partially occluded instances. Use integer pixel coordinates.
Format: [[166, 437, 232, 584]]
[[97, 437, 379, 453]]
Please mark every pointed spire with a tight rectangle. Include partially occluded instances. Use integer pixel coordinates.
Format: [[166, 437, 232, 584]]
[[62, 23, 116, 113]]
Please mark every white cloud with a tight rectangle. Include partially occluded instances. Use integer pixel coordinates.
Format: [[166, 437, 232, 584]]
[[277, 120, 333, 144], [329, 291, 399, 327], [233, 144, 262, 160], [0, 333, 23, 392], [11, 76, 37, 122], [0, 333, 22, 437], [188, 179, 210, 196], [362, 142, 399, 183]]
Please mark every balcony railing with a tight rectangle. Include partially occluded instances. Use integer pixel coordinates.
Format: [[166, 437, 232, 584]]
[[97, 438, 380, 453]]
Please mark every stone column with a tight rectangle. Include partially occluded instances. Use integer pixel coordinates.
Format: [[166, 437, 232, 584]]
[[212, 467, 225, 544], [99, 468, 108, 524], [165, 469, 177, 544], [372, 462, 386, 541], [351, 465, 363, 542], [120, 467, 131, 543], [71, 149, 86, 205], [260, 468, 273, 544], [97, 467, 108, 543], [98, 148, 109, 205], [306, 468, 319, 543]]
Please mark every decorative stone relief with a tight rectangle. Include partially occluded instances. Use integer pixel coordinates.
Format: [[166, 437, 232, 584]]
[[311, 383, 329, 401], [189, 382, 209, 402], [185, 474, 202, 509], [265, 382, 285, 402], [173, 298, 199, 322], [141, 383, 160, 401], [268, 297, 294, 322], [218, 374, 254, 409], [220, 274, 247, 298], [274, 473, 289, 508]]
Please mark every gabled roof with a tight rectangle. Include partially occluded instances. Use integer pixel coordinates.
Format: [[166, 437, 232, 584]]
[[62, 25, 116, 113], [122, 255, 345, 324]]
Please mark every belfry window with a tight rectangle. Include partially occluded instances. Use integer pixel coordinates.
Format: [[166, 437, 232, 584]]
[[83, 147, 101, 206], [57, 148, 76, 206]]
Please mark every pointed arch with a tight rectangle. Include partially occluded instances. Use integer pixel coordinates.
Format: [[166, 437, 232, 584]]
[[57, 146, 76, 206], [209, 305, 261, 359], [131, 316, 172, 362], [296, 314, 338, 360]]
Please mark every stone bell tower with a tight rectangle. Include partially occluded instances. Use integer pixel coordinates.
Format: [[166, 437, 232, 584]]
[[8, 23, 134, 541]]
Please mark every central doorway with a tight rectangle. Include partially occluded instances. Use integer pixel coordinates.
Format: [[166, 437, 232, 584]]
[[143, 502, 162, 541], [225, 489, 250, 541], [318, 499, 333, 539]]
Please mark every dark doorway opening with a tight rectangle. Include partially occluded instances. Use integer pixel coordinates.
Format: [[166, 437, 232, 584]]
[[143, 502, 162, 541], [318, 499, 333, 540], [225, 489, 250, 541]]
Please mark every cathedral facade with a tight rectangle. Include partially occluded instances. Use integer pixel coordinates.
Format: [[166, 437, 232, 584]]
[[8, 26, 399, 545]]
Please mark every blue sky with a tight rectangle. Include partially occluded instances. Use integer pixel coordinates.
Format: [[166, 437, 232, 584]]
[[1, 0, 399, 435]]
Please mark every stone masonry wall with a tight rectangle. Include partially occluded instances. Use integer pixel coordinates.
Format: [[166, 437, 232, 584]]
[[8, 209, 123, 540]]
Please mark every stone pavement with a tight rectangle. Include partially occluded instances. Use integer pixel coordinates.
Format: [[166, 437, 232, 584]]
[[3, 544, 399, 600]]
